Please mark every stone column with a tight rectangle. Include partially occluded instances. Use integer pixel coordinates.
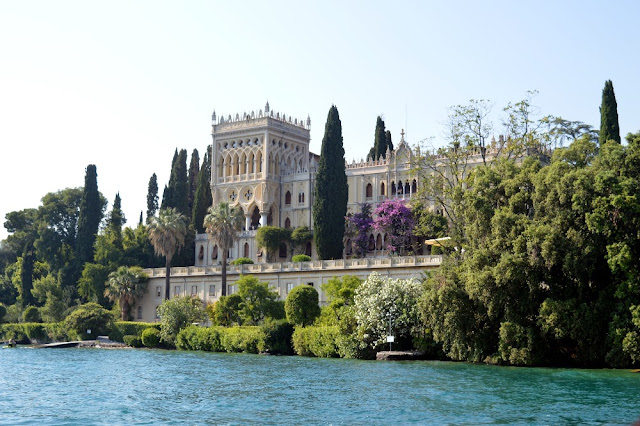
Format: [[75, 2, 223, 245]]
[[260, 212, 267, 227], [245, 214, 251, 231]]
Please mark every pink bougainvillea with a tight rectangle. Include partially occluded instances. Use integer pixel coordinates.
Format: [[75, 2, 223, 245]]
[[373, 199, 414, 254]]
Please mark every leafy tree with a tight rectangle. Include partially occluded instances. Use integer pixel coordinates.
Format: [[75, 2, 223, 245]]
[[290, 226, 313, 255], [157, 296, 206, 345], [104, 266, 148, 321], [78, 263, 110, 304], [547, 116, 598, 146], [0, 303, 6, 322], [599, 80, 621, 145], [236, 275, 280, 325], [256, 226, 290, 262], [76, 165, 103, 268], [208, 294, 243, 326], [412, 203, 448, 241], [64, 302, 114, 340], [313, 105, 348, 260], [34, 188, 85, 279], [345, 204, 373, 258], [285, 284, 320, 326], [23, 305, 41, 323], [188, 149, 200, 214], [148, 208, 187, 300], [122, 224, 161, 268], [203, 203, 243, 295], [192, 152, 212, 233]]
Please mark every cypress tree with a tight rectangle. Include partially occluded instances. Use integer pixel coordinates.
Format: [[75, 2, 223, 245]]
[[139, 211, 143, 226], [368, 116, 389, 160], [168, 149, 189, 216], [19, 240, 35, 306], [599, 80, 621, 145], [160, 150, 178, 209], [313, 105, 348, 260], [106, 193, 125, 248], [385, 129, 394, 153], [161, 184, 172, 210], [146, 173, 159, 223], [188, 149, 200, 214], [192, 151, 213, 233], [76, 164, 102, 265]]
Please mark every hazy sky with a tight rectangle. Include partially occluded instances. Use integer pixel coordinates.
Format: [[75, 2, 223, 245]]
[[1, 1, 639, 240]]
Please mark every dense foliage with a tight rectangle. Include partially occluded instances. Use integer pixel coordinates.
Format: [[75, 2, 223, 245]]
[[156, 296, 206, 346], [285, 284, 320, 326], [313, 105, 348, 259]]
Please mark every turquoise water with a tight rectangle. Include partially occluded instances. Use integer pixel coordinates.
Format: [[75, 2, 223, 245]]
[[0, 348, 639, 425]]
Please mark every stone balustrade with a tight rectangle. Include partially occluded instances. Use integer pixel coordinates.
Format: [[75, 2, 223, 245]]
[[143, 255, 442, 278]]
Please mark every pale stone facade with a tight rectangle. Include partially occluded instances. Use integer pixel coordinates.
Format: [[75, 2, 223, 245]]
[[134, 104, 550, 322], [136, 255, 442, 323], [195, 103, 422, 267]]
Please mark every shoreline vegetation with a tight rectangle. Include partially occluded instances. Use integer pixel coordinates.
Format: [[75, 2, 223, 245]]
[[2, 83, 640, 369]]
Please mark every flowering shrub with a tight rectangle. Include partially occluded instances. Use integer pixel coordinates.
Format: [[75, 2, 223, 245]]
[[373, 199, 414, 254], [345, 204, 373, 257], [353, 272, 424, 350]]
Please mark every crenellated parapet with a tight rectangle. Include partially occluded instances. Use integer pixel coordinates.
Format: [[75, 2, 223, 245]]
[[211, 101, 311, 132]]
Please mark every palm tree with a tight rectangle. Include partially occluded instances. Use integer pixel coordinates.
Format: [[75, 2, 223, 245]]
[[105, 266, 148, 320], [203, 202, 244, 296], [148, 208, 187, 300]]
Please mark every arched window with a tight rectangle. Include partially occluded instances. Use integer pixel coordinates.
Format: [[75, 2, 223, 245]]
[[298, 192, 305, 204], [279, 243, 287, 258], [305, 242, 312, 256], [397, 181, 404, 195], [365, 183, 372, 198], [412, 179, 417, 194], [137, 306, 143, 320], [244, 243, 249, 258], [368, 234, 375, 251], [405, 181, 410, 194], [212, 245, 218, 260], [198, 245, 204, 260], [285, 191, 291, 205], [376, 234, 382, 250], [391, 181, 396, 195], [284, 217, 291, 228], [381, 182, 385, 196]]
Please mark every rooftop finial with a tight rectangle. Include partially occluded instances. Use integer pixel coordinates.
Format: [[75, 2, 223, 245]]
[[400, 129, 405, 142], [212, 110, 216, 124], [265, 101, 270, 114]]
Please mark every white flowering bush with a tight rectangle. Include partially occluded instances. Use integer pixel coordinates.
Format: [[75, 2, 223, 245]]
[[353, 272, 425, 350]]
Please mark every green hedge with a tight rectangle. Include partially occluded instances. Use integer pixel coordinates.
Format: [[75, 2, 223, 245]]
[[292, 254, 311, 262], [292, 326, 341, 357], [231, 257, 254, 265], [141, 328, 161, 348], [0, 323, 68, 344], [176, 323, 294, 355], [109, 321, 159, 342], [123, 335, 144, 347]]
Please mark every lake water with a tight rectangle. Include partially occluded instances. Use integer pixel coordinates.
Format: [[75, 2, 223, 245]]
[[0, 347, 639, 425]]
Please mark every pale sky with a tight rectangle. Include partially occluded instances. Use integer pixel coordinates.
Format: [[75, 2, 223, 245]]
[[1, 1, 639, 240]]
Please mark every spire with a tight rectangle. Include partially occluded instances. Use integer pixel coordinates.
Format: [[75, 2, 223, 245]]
[[265, 101, 270, 114], [306, 114, 311, 128], [211, 110, 216, 124]]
